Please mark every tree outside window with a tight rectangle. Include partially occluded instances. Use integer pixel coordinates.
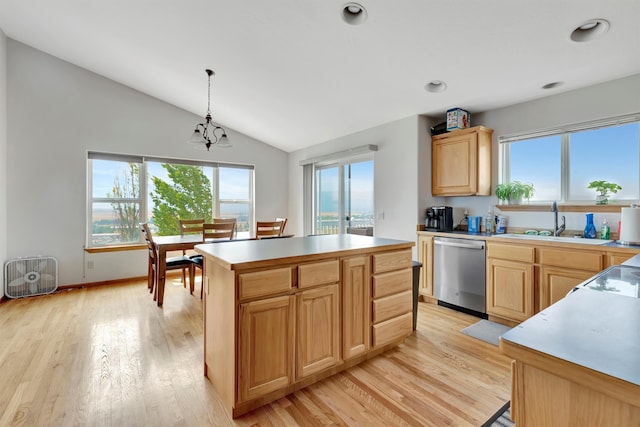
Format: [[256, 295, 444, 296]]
[[88, 153, 255, 247]]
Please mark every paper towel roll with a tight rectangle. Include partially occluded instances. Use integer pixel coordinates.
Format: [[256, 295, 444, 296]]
[[620, 207, 640, 244]]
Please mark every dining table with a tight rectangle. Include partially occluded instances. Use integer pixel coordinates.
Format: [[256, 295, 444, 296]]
[[152, 234, 204, 306]]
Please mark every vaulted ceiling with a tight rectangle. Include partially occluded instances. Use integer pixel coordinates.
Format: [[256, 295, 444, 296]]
[[1, 1, 638, 152]]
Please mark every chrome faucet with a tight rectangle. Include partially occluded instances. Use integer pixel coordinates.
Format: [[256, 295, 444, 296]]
[[551, 201, 566, 236]]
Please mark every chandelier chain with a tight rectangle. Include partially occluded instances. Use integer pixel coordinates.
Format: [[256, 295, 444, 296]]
[[207, 72, 211, 115]]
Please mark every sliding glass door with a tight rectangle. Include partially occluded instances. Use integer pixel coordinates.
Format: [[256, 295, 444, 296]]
[[314, 159, 373, 235]]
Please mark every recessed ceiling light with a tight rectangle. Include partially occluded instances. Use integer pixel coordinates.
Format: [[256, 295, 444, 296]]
[[341, 3, 367, 25], [542, 81, 563, 90], [570, 19, 610, 42], [425, 81, 447, 93]]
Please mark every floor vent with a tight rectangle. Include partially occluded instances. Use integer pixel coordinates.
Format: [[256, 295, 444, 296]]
[[4, 256, 58, 298]]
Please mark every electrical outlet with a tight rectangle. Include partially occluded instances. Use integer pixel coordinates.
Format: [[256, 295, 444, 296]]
[[87, 260, 94, 269]]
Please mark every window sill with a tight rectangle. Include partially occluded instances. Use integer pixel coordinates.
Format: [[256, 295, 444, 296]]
[[85, 244, 146, 253], [496, 204, 631, 213]]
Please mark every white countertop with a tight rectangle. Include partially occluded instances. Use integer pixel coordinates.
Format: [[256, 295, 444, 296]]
[[501, 287, 640, 386], [194, 234, 414, 270]]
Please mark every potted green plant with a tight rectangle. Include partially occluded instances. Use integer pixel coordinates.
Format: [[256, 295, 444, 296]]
[[495, 183, 512, 204], [495, 181, 535, 204], [587, 180, 622, 205]]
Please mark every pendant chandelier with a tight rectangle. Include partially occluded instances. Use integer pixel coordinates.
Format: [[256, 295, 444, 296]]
[[188, 69, 231, 151]]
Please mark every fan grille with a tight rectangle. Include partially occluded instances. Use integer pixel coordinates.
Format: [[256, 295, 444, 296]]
[[4, 256, 58, 298]]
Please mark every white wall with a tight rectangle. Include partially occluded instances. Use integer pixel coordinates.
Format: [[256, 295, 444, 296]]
[[0, 29, 7, 298], [6, 40, 288, 285], [442, 73, 640, 233], [288, 115, 429, 259]]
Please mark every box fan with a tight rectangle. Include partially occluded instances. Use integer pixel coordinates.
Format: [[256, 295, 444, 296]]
[[4, 256, 58, 298]]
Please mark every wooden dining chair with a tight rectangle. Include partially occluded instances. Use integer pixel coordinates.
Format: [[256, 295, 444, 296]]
[[212, 217, 237, 239], [256, 220, 284, 239], [178, 218, 205, 287], [191, 221, 236, 298], [202, 222, 235, 242], [275, 217, 288, 235], [140, 222, 195, 301]]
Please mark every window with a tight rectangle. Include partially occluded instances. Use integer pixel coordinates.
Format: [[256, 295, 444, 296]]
[[314, 160, 374, 235], [87, 152, 254, 247], [300, 145, 376, 236], [500, 114, 640, 203], [217, 166, 253, 236]]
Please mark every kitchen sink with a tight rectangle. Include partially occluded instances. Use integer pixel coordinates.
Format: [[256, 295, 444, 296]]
[[496, 233, 613, 245]]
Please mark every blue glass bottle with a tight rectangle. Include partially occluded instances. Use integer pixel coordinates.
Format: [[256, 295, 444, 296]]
[[584, 213, 597, 238]]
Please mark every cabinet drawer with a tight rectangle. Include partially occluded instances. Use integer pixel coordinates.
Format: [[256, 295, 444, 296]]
[[372, 312, 412, 348], [372, 290, 412, 324], [238, 268, 292, 300], [538, 248, 603, 272], [372, 250, 412, 274], [298, 259, 339, 289], [488, 243, 535, 263], [372, 268, 412, 298]]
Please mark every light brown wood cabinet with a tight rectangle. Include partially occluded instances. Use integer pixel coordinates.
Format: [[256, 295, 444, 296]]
[[413, 232, 640, 325], [486, 243, 535, 322], [341, 256, 371, 360], [198, 237, 415, 418], [238, 295, 295, 402], [538, 267, 594, 310], [238, 260, 343, 404], [537, 247, 603, 310], [431, 126, 493, 196], [296, 284, 340, 379], [417, 234, 435, 302], [501, 289, 640, 426], [487, 258, 534, 322], [371, 249, 413, 348], [606, 251, 636, 267]]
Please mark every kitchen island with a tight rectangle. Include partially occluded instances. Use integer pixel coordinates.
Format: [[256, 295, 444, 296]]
[[194, 234, 415, 418], [499, 262, 640, 426]]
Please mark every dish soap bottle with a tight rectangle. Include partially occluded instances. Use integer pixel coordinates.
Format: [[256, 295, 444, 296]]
[[485, 210, 493, 235], [584, 213, 597, 239], [601, 218, 611, 240]]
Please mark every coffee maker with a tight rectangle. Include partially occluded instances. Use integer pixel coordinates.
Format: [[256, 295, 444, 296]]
[[426, 206, 453, 231]]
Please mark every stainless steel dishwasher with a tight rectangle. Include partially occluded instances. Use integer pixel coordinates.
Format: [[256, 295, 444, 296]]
[[433, 236, 486, 314]]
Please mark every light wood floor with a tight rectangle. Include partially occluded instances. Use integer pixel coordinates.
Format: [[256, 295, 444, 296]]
[[0, 276, 512, 426]]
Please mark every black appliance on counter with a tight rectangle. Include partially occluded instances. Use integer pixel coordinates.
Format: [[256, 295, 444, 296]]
[[425, 206, 454, 231]]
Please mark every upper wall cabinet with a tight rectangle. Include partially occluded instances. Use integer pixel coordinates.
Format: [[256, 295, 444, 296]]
[[431, 126, 493, 196]]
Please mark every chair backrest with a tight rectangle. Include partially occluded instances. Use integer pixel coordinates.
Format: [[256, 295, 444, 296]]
[[179, 218, 205, 236], [256, 220, 284, 238], [203, 222, 235, 241], [213, 217, 237, 237], [275, 217, 288, 234], [140, 223, 156, 260]]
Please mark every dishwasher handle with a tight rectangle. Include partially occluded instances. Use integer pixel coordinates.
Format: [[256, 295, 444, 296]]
[[434, 239, 485, 250]]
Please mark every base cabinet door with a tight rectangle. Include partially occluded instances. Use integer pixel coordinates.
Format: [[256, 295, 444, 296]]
[[487, 258, 534, 322], [296, 284, 341, 379], [417, 235, 434, 300], [342, 256, 371, 360], [238, 295, 295, 402], [539, 267, 595, 310]]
